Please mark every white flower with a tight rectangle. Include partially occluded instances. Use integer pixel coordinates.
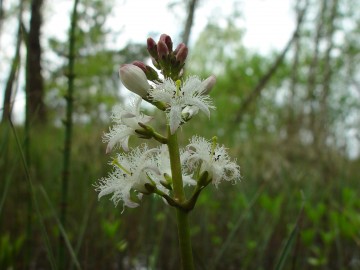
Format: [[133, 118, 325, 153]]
[[119, 64, 151, 97], [183, 136, 240, 186], [149, 76, 215, 134], [96, 145, 167, 208], [103, 97, 152, 152], [151, 145, 196, 186]]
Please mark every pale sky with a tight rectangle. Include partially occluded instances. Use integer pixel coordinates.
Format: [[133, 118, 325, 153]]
[[1, 0, 295, 123], [43, 0, 295, 52]]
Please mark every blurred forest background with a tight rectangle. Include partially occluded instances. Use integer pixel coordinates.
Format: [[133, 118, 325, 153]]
[[1, 0, 360, 269]]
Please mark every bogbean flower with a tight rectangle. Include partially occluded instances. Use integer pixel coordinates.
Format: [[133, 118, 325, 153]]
[[149, 76, 215, 134], [103, 97, 152, 152], [152, 145, 196, 186], [96, 145, 169, 208], [183, 136, 240, 186]]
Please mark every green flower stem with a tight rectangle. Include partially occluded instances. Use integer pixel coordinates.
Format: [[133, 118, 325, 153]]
[[167, 127, 195, 270]]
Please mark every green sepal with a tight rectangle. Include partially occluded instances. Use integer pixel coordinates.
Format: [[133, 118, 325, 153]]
[[144, 183, 156, 193], [197, 171, 210, 187]]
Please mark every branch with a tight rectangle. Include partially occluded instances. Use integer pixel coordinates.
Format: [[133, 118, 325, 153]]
[[182, 0, 198, 46], [233, 2, 308, 124]]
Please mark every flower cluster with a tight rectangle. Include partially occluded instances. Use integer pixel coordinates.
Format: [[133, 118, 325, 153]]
[[96, 33, 240, 210], [96, 138, 239, 209]]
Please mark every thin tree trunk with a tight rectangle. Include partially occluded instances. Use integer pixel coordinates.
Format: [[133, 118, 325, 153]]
[[2, 0, 24, 122], [233, 3, 308, 124], [59, 0, 79, 268], [286, 0, 306, 141], [182, 0, 198, 46], [319, 0, 338, 131], [306, 0, 327, 146], [0, 0, 4, 36], [2, 25, 22, 122], [318, 0, 339, 197], [26, 0, 46, 124]]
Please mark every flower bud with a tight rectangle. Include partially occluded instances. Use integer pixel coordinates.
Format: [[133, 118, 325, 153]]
[[175, 45, 188, 65], [201, 75, 216, 95], [147, 37, 158, 59], [159, 34, 173, 52], [157, 40, 169, 59], [119, 64, 151, 97], [174, 43, 186, 55], [132, 61, 159, 82], [132, 61, 147, 72]]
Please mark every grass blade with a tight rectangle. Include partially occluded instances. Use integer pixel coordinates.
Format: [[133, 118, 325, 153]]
[[39, 185, 82, 270], [274, 201, 305, 270], [9, 119, 57, 269], [211, 183, 265, 269]]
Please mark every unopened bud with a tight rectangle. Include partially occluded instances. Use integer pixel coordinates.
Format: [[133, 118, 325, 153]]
[[174, 43, 186, 55], [201, 75, 216, 95], [147, 37, 158, 59], [132, 61, 147, 72], [175, 45, 188, 65], [119, 64, 151, 97], [132, 61, 159, 81], [157, 40, 169, 59], [159, 34, 173, 52]]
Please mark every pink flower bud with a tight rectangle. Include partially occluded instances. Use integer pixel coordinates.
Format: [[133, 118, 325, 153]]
[[132, 61, 159, 81], [119, 64, 151, 97], [132, 61, 147, 72], [201, 75, 216, 95], [175, 45, 188, 65], [159, 34, 173, 52], [157, 40, 169, 59], [174, 43, 186, 55], [147, 37, 158, 59]]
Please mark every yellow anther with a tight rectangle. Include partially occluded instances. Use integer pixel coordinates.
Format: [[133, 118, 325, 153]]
[[175, 79, 181, 96]]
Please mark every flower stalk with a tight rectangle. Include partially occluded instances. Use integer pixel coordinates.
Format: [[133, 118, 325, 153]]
[[96, 33, 240, 270], [167, 127, 195, 270]]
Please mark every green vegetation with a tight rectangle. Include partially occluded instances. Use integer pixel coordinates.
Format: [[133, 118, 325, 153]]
[[1, 119, 359, 269]]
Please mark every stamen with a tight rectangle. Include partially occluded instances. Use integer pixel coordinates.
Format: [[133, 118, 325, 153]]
[[175, 79, 181, 96], [211, 136, 217, 157], [112, 159, 131, 175]]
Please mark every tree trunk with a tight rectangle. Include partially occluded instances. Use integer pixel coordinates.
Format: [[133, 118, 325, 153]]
[[182, 0, 198, 46], [286, 0, 305, 142], [306, 0, 327, 146], [2, 26, 22, 122], [59, 0, 80, 268], [0, 0, 4, 36], [233, 3, 307, 125], [26, 0, 46, 124]]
